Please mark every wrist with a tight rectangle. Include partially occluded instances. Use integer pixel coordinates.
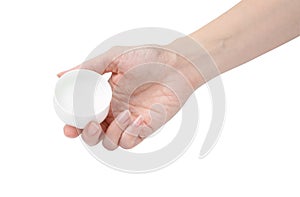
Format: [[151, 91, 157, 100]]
[[164, 36, 218, 89], [172, 51, 205, 90]]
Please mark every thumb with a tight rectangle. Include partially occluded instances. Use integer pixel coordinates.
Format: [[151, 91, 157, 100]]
[[57, 46, 126, 77]]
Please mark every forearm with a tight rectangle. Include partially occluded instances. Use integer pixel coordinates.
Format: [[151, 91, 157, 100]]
[[190, 0, 300, 74]]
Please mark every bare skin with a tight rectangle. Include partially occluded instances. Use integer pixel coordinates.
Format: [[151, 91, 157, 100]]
[[58, 0, 299, 150], [59, 47, 195, 149]]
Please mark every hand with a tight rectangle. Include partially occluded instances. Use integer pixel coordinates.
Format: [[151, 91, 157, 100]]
[[58, 45, 202, 150]]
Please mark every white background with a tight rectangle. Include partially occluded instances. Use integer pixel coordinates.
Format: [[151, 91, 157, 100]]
[[0, 0, 299, 196]]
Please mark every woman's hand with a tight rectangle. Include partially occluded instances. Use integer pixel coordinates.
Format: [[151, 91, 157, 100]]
[[58, 45, 203, 150]]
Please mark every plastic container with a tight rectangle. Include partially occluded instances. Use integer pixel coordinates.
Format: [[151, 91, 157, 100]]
[[54, 69, 112, 129]]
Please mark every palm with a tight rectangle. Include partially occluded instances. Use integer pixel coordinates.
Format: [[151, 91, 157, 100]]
[[104, 48, 183, 137]]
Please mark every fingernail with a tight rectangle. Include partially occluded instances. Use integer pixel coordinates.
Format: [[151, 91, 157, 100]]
[[87, 122, 99, 136], [132, 115, 143, 127], [116, 110, 130, 124], [124, 115, 143, 136]]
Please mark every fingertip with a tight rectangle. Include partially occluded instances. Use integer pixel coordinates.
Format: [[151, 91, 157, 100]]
[[102, 136, 118, 151], [63, 125, 82, 138], [102, 110, 132, 151], [57, 72, 64, 78], [81, 121, 103, 146], [56, 65, 80, 78]]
